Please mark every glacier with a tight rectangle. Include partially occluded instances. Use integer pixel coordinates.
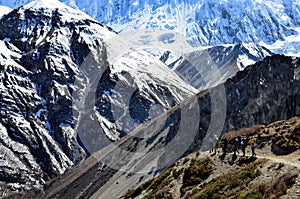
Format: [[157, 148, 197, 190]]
[[0, 0, 299, 56], [61, 0, 300, 56]]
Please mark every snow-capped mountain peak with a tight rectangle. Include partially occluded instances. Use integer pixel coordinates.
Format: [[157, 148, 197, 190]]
[[59, 0, 300, 56], [0, 0, 299, 56], [21, 0, 95, 21], [0, 5, 12, 18], [23, 0, 65, 9]]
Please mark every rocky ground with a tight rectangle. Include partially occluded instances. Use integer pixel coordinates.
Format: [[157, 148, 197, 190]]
[[121, 117, 300, 199]]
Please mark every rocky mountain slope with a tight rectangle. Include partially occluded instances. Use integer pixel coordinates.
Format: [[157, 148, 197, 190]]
[[121, 117, 300, 199], [38, 54, 300, 199], [0, 0, 198, 196]]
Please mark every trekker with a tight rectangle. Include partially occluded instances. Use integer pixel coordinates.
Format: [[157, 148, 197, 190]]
[[234, 136, 241, 155], [212, 137, 220, 153], [222, 138, 228, 154], [249, 138, 257, 157], [241, 137, 247, 157]]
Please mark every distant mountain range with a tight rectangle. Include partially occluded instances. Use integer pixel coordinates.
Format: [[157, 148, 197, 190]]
[[1, 0, 299, 56]]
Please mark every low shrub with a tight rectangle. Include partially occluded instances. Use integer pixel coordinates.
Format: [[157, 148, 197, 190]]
[[182, 157, 213, 188]]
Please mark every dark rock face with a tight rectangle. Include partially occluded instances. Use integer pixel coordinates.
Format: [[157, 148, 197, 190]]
[[0, 6, 96, 194], [224, 55, 300, 131], [194, 55, 300, 151]]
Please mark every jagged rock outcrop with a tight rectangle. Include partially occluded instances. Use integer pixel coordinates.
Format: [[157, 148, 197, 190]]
[[223, 55, 300, 132]]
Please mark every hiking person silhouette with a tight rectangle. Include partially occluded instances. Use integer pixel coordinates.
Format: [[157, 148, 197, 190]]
[[241, 137, 247, 157], [222, 137, 228, 154], [249, 138, 257, 157], [211, 136, 219, 154], [234, 136, 241, 155]]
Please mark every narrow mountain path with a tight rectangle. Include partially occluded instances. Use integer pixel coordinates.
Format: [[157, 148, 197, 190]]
[[243, 146, 300, 168], [253, 154, 300, 168]]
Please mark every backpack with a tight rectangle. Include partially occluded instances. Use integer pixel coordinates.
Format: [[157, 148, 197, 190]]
[[241, 138, 246, 145], [249, 139, 257, 148], [235, 138, 240, 146]]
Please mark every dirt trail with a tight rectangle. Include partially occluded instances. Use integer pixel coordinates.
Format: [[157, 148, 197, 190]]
[[246, 150, 300, 168], [254, 154, 300, 168]]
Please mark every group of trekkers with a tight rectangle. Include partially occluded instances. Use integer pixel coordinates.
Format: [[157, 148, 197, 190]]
[[211, 135, 258, 157]]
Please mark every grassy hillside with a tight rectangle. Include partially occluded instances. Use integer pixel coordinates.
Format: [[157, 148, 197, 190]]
[[121, 117, 300, 199]]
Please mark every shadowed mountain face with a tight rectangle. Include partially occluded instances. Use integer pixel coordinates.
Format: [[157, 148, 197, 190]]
[[41, 54, 300, 199], [223, 55, 300, 133]]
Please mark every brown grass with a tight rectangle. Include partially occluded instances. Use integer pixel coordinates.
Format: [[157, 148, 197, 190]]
[[253, 172, 298, 199], [223, 125, 265, 141], [182, 157, 213, 188], [188, 160, 265, 199]]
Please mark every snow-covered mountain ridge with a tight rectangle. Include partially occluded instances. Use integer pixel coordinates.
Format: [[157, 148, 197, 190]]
[[156, 42, 273, 90], [1, 0, 299, 56]]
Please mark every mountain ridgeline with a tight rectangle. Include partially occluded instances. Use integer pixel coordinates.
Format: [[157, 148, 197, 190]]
[[160, 43, 273, 90], [1, 0, 300, 56]]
